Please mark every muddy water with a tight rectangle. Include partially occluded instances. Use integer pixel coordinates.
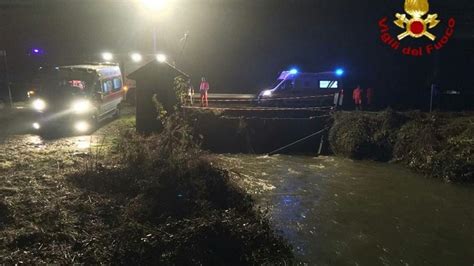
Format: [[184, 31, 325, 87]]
[[215, 155, 474, 265]]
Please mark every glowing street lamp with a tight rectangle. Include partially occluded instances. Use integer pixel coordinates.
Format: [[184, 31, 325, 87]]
[[131, 53, 143, 63], [156, 53, 167, 63], [141, 0, 169, 12], [139, 0, 173, 53], [102, 52, 113, 61]]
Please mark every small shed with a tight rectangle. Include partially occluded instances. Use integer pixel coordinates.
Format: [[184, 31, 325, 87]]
[[128, 61, 189, 133]]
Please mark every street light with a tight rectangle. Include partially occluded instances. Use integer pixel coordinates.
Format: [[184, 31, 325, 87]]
[[156, 53, 167, 63], [138, 0, 172, 53], [102, 52, 113, 61], [131, 53, 143, 63], [141, 0, 169, 12]]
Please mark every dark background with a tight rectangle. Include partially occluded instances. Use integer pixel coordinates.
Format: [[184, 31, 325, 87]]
[[1, 0, 473, 109]]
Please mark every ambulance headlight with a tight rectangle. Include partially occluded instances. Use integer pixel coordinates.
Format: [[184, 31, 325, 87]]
[[74, 121, 90, 133], [32, 99, 46, 111], [72, 99, 92, 114], [262, 90, 272, 97]]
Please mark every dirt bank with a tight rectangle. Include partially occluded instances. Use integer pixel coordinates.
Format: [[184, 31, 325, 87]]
[[0, 114, 136, 264], [329, 110, 473, 182], [185, 108, 330, 154], [0, 112, 293, 264]]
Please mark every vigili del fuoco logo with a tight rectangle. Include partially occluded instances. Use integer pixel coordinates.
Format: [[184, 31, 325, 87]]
[[378, 0, 456, 57]]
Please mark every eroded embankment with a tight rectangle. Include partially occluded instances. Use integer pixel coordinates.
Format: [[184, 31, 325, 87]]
[[0, 113, 293, 264], [185, 108, 330, 154], [329, 110, 474, 182]]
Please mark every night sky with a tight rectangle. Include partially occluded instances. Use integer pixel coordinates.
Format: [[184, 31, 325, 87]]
[[1, 0, 473, 108]]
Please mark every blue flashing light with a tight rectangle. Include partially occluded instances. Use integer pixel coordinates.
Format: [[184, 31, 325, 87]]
[[289, 69, 298, 75], [335, 68, 344, 76], [31, 48, 43, 55]]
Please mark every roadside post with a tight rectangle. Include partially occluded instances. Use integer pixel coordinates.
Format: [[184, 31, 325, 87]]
[[430, 84, 436, 112], [0, 50, 13, 108], [335, 68, 345, 110]]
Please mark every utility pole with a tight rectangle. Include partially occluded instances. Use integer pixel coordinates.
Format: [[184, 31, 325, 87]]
[[119, 58, 128, 101], [153, 25, 158, 53], [0, 49, 13, 108], [430, 84, 435, 113], [178, 31, 189, 63]]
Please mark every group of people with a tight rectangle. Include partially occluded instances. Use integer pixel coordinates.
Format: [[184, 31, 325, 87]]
[[352, 85, 374, 110], [188, 79, 373, 110], [186, 77, 210, 107]]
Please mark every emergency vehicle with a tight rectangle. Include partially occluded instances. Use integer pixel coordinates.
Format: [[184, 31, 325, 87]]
[[29, 64, 124, 133], [258, 69, 343, 107]]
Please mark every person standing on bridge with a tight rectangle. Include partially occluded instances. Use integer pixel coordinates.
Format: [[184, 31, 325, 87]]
[[353, 85, 363, 111], [200, 77, 210, 107]]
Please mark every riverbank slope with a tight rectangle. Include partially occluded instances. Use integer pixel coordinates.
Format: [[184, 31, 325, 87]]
[[329, 110, 473, 182], [0, 113, 293, 264]]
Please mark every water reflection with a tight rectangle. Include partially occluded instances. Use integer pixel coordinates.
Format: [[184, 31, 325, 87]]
[[216, 154, 474, 265]]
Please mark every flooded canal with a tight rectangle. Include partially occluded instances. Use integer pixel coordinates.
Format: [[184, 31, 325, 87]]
[[215, 154, 474, 265]]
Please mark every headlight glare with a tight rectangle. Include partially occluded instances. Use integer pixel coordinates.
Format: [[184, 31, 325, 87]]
[[32, 99, 46, 111], [262, 90, 272, 97], [74, 121, 90, 133], [72, 99, 92, 114]]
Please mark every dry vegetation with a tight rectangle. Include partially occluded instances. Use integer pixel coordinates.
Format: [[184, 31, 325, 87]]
[[0, 113, 293, 264], [329, 110, 474, 182]]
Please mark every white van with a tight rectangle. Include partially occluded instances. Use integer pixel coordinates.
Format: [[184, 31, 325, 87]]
[[30, 64, 124, 133], [258, 70, 343, 107]]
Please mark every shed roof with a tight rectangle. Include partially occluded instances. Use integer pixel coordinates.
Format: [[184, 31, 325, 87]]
[[128, 60, 189, 81]]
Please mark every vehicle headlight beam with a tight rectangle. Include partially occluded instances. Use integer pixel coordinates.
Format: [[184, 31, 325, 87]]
[[32, 99, 46, 111], [74, 121, 90, 133], [72, 99, 92, 114], [262, 90, 272, 97]]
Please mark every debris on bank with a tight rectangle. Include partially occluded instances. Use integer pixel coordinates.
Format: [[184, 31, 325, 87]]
[[0, 113, 293, 264], [329, 110, 473, 182], [66, 114, 293, 264]]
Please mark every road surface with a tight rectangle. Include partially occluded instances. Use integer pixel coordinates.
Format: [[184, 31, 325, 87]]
[[0, 106, 134, 262]]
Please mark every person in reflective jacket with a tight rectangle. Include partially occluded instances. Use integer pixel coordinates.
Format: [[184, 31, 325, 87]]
[[200, 77, 210, 107], [353, 85, 362, 111]]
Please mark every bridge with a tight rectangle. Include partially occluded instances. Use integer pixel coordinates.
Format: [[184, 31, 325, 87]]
[[188, 93, 338, 109], [183, 93, 337, 155]]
